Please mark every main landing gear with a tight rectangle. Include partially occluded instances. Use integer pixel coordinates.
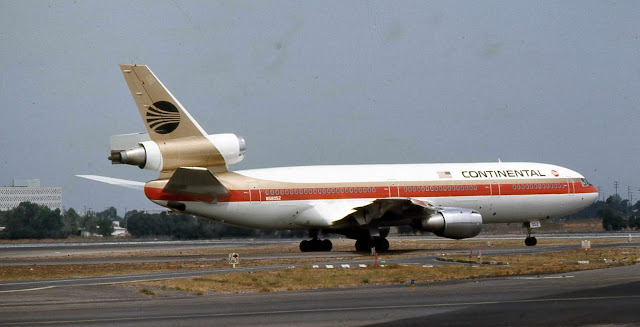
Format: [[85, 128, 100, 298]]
[[299, 230, 332, 252], [523, 221, 538, 246], [355, 237, 389, 252], [299, 239, 332, 252]]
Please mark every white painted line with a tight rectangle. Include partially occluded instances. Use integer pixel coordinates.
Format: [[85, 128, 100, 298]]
[[312, 265, 319, 269], [341, 264, 350, 269], [510, 276, 575, 280], [0, 285, 56, 293], [326, 265, 334, 269], [359, 264, 367, 268]]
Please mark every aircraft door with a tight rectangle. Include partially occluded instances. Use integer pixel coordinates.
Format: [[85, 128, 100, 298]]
[[566, 178, 575, 195], [489, 181, 500, 214], [248, 182, 261, 203], [387, 180, 400, 197], [490, 181, 501, 197]]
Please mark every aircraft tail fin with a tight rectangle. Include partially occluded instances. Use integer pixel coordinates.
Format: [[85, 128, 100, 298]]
[[119, 65, 206, 141], [111, 65, 246, 177]]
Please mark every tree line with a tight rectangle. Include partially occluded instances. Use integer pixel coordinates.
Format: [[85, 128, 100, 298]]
[[0, 202, 115, 239], [1, 197, 638, 240], [0, 202, 305, 240], [595, 195, 640, 231]]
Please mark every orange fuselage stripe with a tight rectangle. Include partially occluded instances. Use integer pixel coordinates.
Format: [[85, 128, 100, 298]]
[[144, 181, 598, 203]]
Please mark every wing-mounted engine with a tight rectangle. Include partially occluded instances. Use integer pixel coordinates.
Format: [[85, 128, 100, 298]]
[[333, 198, 483, 241], [108, 132, 246, 172], [419, 208, 483, 239]]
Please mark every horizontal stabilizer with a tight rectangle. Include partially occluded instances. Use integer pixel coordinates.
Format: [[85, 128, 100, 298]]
[[76, 175, 145, 191], [163, 167, 229, 199]]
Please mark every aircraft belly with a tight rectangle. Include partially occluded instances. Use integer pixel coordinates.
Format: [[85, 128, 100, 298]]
[[186, 201, 307, 230], [482, 194, 588, 223], [428, 194, 592, 224]]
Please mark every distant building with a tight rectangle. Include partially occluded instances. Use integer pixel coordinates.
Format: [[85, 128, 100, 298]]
[[0, 179, 62, 211]]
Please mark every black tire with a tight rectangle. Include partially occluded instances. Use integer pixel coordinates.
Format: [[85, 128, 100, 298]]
[[375, 238, 390, 252], [355, 239, 370, 252], [525, 237, 537, 246], [322, 239, 333, 251], [300, 240, 310, 252]]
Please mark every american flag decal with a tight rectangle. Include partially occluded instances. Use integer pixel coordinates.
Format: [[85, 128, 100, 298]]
[[437, 171, 452, 179]]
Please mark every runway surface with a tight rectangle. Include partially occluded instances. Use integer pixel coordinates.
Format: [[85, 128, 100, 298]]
[[1, 235, 639, 326], [1, 264, 639, 326], [3, 241, 637, 293]]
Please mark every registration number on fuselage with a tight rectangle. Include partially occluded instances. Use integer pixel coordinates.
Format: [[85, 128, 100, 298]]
[[265, 196, 282, 201]]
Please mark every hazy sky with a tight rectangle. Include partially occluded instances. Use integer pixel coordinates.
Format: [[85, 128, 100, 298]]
[[1, 1, 638, 215]]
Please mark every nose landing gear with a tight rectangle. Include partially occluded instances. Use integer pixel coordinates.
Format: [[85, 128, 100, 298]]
[[525, 236, 537, 246], [523, 221, 540, 246]]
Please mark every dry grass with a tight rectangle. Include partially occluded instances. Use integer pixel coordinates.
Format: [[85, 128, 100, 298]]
[[130, 246, 640, 294], [1, 238, 636, 281], [0, 261, 223, 281]]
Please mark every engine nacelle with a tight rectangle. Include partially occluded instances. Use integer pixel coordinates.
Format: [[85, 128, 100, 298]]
[[420, 208, 482, 239], [109, 133, 246, 171]]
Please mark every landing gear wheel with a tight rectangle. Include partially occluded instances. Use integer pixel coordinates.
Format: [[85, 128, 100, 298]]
[[300, 240, 311, 252], [374, 238, 390, 252], [355, 239, 371, 252], [322, 239, 333, 251], [299, 239, 332, 252], [523, 222, 537, 247], [355, 238, 390, 252], [525, 236, 537, 246]]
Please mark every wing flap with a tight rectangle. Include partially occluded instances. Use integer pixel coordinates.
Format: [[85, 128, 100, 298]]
[[332, 197, 437, 228]]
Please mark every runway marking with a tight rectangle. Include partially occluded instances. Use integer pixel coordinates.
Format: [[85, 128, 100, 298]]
[[0, 286, 55, 293], [3, 294, 640, 326], [510, 276, 574, 280]]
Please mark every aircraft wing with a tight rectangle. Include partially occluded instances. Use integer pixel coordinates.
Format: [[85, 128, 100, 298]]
[[331, 197, 437, 229], [76, 175, 145, 191]]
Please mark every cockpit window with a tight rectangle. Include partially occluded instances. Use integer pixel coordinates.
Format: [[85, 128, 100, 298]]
[[581, 178, 592, 187]]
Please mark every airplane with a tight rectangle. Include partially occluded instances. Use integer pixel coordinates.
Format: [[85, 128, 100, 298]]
[[79, 65, 599, 252]]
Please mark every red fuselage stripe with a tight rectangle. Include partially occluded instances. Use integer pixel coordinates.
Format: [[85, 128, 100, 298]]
[[145, 181, 598, 203]]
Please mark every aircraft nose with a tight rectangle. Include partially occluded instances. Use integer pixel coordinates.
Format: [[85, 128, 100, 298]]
[[586, 187, 599, 203]]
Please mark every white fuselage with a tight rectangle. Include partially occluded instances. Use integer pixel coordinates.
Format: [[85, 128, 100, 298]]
[[146, 162, 599, 231]]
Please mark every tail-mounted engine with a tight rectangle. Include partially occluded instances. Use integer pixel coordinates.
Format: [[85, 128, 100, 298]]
[[109, 133, 246, 171], [420, 208, 482, 239]]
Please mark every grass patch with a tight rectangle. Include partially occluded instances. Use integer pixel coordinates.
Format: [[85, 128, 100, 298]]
[[138, 288, 155, 296], [1, 238, 637, 281], [130, 246, 640, 294]]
